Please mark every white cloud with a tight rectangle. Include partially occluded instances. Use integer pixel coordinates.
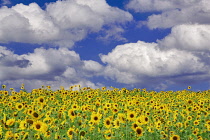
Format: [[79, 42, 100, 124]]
[[1, 0, 11, 5], [99, 22, 210, 88], [147, 2, 210, 29], [127, 0, 210, 29], [159, 24, 210, 51], [100, 39, 210, 88], [0, 0, 132, 47], [0, 46, 104, 90], [126, 0, 200, 12], [97, 25, 128, 42], [0, 3, 60, 44]]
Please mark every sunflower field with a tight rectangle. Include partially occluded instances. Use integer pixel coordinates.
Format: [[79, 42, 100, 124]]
[[0, 84, 210, 140]]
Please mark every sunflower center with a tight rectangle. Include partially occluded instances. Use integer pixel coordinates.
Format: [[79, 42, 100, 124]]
[[40, 98, 44, 102], [36, 124, 41, 129], [80, 131, 85, 136], [130, 114, 134, 118], [134, 123, 138, 128], [71, 111, 75, 116], [172, 136, 178, 140], [106, 120, 110, 125], [94, 116, 98, 121], [69, 131, 73, 135], [136, 128, 142, 134], [27, 120, 33, 124], [33, 112, 39, 118]]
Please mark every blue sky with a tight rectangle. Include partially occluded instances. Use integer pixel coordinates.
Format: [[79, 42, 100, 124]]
[[0, 0, 210, 91]]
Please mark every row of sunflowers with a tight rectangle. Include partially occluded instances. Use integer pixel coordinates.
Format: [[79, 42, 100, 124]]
[[0, 84, 210, 140]]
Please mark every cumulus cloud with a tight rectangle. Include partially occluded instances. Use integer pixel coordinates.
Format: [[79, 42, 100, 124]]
[[100, 36, 210, 89], [0, 46, 104, 90], [1, 0, 11, 6], [101, 41, 207, 77], [0, 0, 132, 47], [126, 0, 200, 12], [97, 25, 128, 42], [127, 0, 210, 29], [159, 24, 210, 51]]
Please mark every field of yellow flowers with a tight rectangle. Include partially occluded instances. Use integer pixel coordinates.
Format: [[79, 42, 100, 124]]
[[0, 84, 210, 140]]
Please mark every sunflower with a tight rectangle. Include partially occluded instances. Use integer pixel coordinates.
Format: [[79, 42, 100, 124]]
[[117, 113, 126, 123], [14, 133, 20, 140], [104, 117, 112, 128], [54, 133, 61, 139], [90, 112, 102, 125], [43, 116, 53, 125], [113, 118, 120, 129], [192, 130, 198, 135], [79, 130, 86, 137], [33, 121, 48, 133], [31, 111, 43, 120], [5, 131, 13, 139], [16, 103, 24, 111], [112, 107, 118, 114], [187, 99, 193, 104], [2, 85, 6, 89], [127, 111, 136, 121], [27, 109, 33, 116], [37, 96, 45, 104], [135, 127, 143, 137], [19, 120, 27, 130], [131, 122, 138, 131], [34, 133, 41, 139], [22, 132, 29, 140], [10, 96, 18, 101], [6, 118, 15, 126], [67, 128, 74, 139], [186, 115, 192, 121], [13, 111, 18, 117], [104, 129, 113, 140], [138, 115, 149, 124], [205, 120, 210, 126], [72, 104, 79, 110], [4, 91, 9, 96], [184, 121, 189, 128], [44, 130, 51, 138], [170, 135, 180, 140], [26, 119, 34, 125], [68, 109, 77, 121], [193, 120, 200, 126], [95, 101, 101, 107], [105, 103, 111, 108]]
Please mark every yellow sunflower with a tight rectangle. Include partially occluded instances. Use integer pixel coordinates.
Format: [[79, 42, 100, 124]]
[[90, 112, 102, 125], [15, 103, 24, 111], [6, 118, 15, 126], [113, 118, 120, 129], [19, 120, 27, 130], [127, 111, 136, 121], [170, 134, 180, 140], [5, 131, 13, 139], [68, 109, 77, 121], [117, 113, 126, 123], [104, 129, 113, 140], [104, 117, 112, 128], [136, 127, 143, 137], [67, 128, 74, 139], [131, 122, 138, 131], [33, 121, 48, 133]]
